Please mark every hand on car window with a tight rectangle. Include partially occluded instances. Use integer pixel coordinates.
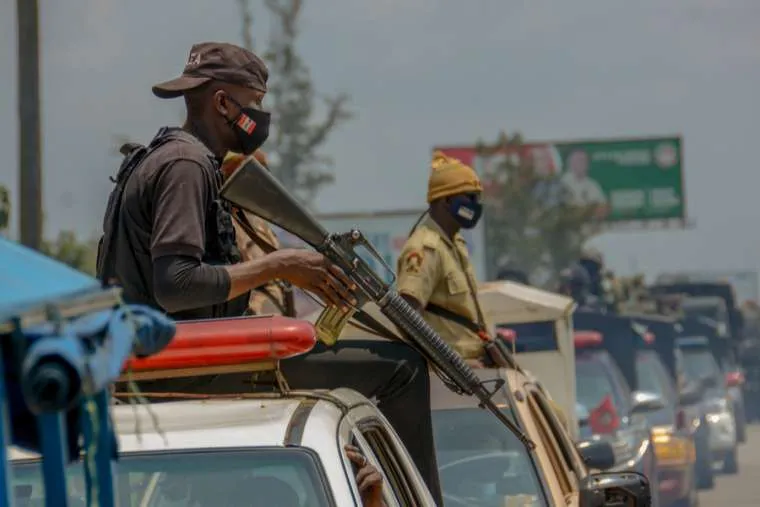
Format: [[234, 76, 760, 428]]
[[345, 445, 385, 507]]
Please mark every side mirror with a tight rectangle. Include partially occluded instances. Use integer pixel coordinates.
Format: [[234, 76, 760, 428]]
[[631, 391, 666, 415], [577, 439, 616, 471], [725, 371, 745, 387], [678, 384, 704, 406], [579, 472, 652, 507], [576, 403, 591, 427]]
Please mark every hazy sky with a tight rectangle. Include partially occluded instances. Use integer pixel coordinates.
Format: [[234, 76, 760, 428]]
[[1, 0, 759, 280]]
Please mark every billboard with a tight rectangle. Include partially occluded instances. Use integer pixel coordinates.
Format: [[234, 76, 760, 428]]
[[436, 135, 685, 228], [274, 209, 488, 283]]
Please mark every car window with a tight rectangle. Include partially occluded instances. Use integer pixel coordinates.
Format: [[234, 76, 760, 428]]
[[12, 449, 333, 507], [679, 349, 722, 382], [636, 351, 676, 403], [358, 422, 423, 507], [349, 431, 400, 507], [432, 407, 548, 507], [575, 352, 627, 415]]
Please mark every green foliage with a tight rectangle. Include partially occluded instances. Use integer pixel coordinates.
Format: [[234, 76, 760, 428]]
[[0, 186, 97, 275], [41, 230, 99, 276], [241, 0, 354, 207], [478, 132, 603, 286]]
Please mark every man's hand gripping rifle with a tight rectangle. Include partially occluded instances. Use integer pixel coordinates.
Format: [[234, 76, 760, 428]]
[[220, 157, 535, 451]]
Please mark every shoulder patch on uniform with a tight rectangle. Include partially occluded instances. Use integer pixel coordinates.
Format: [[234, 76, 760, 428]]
[[402, 250, 425, 274]]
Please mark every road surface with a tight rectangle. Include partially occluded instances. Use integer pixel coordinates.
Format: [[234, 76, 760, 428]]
[[699, 424, 760, 506]]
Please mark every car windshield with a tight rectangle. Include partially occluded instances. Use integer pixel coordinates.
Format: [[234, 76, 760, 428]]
[[432, 408, 547, 507], [11, 448, 331, 507], [575, 352, 625, 415]]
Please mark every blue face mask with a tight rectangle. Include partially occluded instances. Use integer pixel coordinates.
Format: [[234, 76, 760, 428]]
[[447, 194, 483, 229]]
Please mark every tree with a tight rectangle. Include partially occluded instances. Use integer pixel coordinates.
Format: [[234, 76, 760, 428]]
[[240, 0, 354, 207], [0, 187, 98, 274], [41, 230, 99, 276], [477, 132, 603, 287]]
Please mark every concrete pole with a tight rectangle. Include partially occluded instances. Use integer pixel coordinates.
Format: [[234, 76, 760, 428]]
[[17, 0, 43, 249]]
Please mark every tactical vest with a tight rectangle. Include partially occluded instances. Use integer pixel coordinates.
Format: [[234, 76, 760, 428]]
[[97, 127, 248, 319]]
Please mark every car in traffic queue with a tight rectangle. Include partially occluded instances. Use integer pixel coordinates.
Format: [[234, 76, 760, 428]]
[[651, 280, 749, 441], [571, 313, 664, 506], [632, 329, 699, 507], [9, 315, 438, 507], [676, 336, 739, 475], [624, 312, 715, 492]]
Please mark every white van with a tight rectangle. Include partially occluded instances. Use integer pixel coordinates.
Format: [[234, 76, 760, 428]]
[[478, 281, 578, 438]]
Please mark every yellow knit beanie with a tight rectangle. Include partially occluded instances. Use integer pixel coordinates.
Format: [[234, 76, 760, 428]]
[[426, 151, 482, 203]]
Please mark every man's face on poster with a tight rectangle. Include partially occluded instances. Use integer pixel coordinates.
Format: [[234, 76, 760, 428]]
[[568, 150, 590, 178], [530, 147, 554, 178]]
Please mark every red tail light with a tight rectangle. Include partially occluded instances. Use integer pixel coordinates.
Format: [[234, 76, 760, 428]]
[[675, 409, 686, 430], [589, 395, 620, 435]]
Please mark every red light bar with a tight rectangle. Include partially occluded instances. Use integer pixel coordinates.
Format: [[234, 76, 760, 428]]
[[496, 328, 517, 343], [574, 331, 603, 348], [123, 316, 316, 380], [642, 331, 655, 345]]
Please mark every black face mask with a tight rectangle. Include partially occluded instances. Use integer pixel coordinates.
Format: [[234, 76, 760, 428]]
[[225, 95, 271, 155], [446, 193, 483, 229]]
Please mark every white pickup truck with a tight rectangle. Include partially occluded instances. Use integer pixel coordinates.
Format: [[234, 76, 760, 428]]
[[9, 316, 437, 507]]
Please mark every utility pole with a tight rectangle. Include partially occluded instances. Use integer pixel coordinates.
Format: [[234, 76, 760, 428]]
[[17, 0, 43, 250]]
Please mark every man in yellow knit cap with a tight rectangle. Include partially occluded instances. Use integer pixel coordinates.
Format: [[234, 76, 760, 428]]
[[397, 151, 490, 365]]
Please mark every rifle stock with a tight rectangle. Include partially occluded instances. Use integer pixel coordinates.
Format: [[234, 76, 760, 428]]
[[220, 158, 535, 450]]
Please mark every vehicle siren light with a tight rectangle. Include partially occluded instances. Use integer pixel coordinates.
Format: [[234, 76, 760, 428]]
[[725, 371, 745, 388], [496, 328, 517, 343], [573, 331, 603, 349], [123, 316, 316, 379]]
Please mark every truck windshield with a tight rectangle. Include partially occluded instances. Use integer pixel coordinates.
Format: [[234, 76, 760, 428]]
[[432, 408, 548, 507], [682, 304, 723, 323], [11, 448, 332, 507]]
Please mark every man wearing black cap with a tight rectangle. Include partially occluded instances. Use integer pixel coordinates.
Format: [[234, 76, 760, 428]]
[[99, 42, 442, 503]]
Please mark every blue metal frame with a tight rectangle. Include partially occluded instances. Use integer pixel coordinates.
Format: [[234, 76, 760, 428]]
[[0, 237, 175, 506]]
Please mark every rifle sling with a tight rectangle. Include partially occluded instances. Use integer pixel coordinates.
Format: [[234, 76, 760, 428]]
[[425, 302, 485, 335]]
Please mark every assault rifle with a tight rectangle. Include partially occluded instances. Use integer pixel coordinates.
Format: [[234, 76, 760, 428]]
[[221, 157, 535, 450]]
